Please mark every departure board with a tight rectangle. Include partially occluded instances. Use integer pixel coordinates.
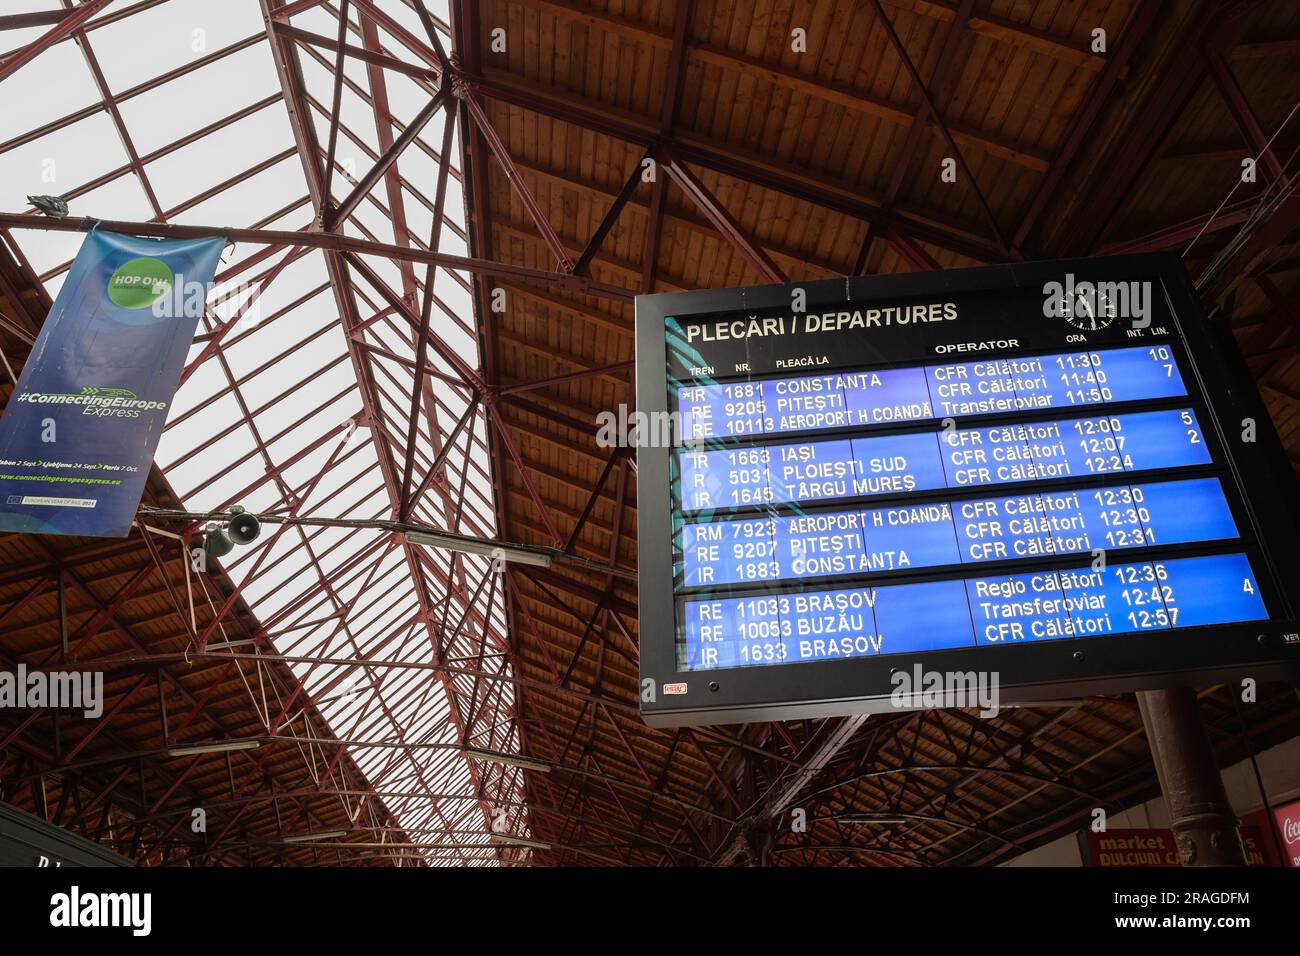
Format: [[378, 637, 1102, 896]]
[[677, 407, 1213, 511], [636, 256, 1300, 727], [680, 553, 1267, 669], [675, 345, 1188, 441]]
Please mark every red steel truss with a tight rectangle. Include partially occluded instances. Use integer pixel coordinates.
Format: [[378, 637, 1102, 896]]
[[0, 0, 1297, 867]]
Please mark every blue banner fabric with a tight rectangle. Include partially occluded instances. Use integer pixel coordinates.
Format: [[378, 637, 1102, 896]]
[[0, 226, 225, 537]]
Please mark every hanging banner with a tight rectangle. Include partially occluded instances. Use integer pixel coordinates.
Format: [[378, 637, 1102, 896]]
[[0, 226, 224, 537]]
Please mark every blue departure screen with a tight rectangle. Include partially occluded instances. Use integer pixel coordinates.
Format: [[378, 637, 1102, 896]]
[[671, 342, 1268, 674], [679, 477, 1238, 586], [676, 345, 1185, 440], [680, 553, 1267, 669], [677, 407, 1212, 512]]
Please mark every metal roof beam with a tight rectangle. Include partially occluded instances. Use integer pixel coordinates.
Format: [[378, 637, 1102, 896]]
[[0, 0, 115, 83]]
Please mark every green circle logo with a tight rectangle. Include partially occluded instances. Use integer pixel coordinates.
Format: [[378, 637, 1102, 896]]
[[107, 256, 173, 309]]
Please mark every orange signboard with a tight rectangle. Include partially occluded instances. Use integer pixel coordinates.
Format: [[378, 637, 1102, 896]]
[[1081, 825, 1271, 866]]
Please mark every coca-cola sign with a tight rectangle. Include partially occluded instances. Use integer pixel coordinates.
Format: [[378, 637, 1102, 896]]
[[1273, 800, 1300, 867]]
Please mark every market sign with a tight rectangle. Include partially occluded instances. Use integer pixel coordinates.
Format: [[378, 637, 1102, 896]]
[[1081, 826, 1270, 866]]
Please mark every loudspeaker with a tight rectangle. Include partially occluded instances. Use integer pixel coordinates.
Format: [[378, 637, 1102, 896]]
[[227, 512, 261, 545], [203, 523, 235, 559]]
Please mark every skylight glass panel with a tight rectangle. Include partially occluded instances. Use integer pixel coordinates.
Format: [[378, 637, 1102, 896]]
[[0, 0, 525, 866]]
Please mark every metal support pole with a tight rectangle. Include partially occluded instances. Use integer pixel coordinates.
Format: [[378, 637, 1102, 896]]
[[1137, 688, 1245, 866]]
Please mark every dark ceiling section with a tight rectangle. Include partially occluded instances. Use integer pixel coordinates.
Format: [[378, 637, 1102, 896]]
[[452, 0, 1300, 865]]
